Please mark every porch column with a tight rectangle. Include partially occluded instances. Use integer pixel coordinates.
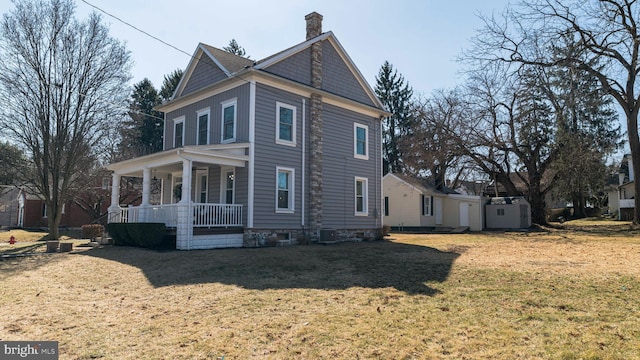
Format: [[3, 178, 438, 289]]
[[108, 174, 121, 223], [142, 168, 151, 206], [139, 168, 152, 222], [177, 159, 193, 250]]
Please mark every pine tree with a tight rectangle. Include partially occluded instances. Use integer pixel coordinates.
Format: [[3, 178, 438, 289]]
[[375, 61, 413, 174], [223, 39, 247, 57], [547, 38, 621, 217], [159, 69, 183, 102]]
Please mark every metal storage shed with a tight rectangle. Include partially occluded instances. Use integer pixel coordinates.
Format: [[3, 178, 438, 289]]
[[485, 197, 531, 229]]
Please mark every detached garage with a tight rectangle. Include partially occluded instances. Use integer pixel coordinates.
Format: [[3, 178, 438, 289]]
[[485, 197, 531, 229], [383, 173, 484, 231]]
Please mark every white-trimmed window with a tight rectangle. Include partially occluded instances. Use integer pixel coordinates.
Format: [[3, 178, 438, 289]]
[[421, 195, 432, 216], [42, 203, 65, 218], [197, 108, 210, 145], [173, 117, 185, 148], [354, 123, 369, 160], [355, 177, 368, 215], [221, 99, 237, 143], [220, 167, 235, 204], [276, 102, 296, 146], [276, 167, 295, 212]]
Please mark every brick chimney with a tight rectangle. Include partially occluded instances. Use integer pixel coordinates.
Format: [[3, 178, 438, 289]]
[[305, 12, 323, 40]]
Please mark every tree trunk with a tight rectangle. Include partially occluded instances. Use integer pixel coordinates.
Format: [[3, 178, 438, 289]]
[[495, 172, 521, 196], [527, 173, 547, 225], [572, 193, 586, 219], [46, 201, 62, 240], [627, 110, 640, 225]]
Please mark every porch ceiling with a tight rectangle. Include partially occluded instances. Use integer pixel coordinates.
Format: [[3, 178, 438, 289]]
[[107, 143, 249, 177]]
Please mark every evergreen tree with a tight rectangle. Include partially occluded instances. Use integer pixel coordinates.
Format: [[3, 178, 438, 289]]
[[119, 78, 162, 159], [547, 38, 621, 217], [0, 141, 27, 193], [223, 39, 247, 57], [159, 68, 183, 102], [375, 61, 413, 174]]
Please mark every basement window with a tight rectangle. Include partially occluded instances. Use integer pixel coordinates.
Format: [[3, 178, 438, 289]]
[[497, 208, 505, 216]]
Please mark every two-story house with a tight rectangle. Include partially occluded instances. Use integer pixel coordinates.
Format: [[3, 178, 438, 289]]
[[107, 12, 389, 249]]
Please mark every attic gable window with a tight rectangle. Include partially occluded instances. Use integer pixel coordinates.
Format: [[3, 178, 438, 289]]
[[276, 102, 296, 146], [221, 99, 237, 143]]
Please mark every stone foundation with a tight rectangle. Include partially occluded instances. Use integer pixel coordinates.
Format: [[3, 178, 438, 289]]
[[243, 227, 382, 247]]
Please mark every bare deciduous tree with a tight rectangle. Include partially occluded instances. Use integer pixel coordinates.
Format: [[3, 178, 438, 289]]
[[0, 0, 131, 239], [472, 0, 640, 223]]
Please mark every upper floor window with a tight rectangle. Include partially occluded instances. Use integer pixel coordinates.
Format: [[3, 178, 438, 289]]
[[221, 99, 237, 143], [355, 177, 368, 215], [354, 123, 368, 160], [173, 117, 185, 148], [197, 108, 210, 145], [276, 102, 296, 146], [276, 167, 295, 213]]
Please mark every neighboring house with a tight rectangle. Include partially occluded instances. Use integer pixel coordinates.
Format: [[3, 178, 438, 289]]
[[106, 13, 389, 250], [450, 180, 489, 196], [483, 172, 567, 209], [0, 186, 21, 228], [0, 178, 141, 229], [485, 197, 532, 229], [613, 154, 635, 220], [383, 173, 484, 232]]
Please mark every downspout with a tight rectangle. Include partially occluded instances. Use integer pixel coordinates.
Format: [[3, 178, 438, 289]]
[[248, 81, 256, 229], [378, 118, 383, 228], [301, 98, 306, 227]]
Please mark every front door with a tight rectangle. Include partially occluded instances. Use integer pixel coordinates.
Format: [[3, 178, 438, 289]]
[[220, 166, 235, 204], [459, 202, 470, 227], [195, 170, 208, 203], [434, 197, 443, 225]]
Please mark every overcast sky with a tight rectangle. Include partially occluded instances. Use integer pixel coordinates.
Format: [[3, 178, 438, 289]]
[[0, 0, 511, 96]]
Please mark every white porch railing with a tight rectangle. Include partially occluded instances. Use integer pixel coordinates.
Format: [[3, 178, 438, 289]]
[[109, 203, 243, 228], [193, 203, 243, 227], [620, 199, 635, 209]]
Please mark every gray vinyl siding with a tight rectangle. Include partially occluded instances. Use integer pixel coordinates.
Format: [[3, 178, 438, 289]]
[[321, 41, 376, 107], [208, 166, 221, 203], [322, 103, 381, 229], [164, 84, 250, 149], [262, 48, 312, 86], [252, 84, 307, 229], [181, 55, 228, 96]]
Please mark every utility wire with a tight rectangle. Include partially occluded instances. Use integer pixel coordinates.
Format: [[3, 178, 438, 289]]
[[80, 0, 193, 59]]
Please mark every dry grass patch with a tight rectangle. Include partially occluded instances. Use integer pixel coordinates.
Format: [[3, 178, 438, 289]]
[[1, 221, 639, 359]]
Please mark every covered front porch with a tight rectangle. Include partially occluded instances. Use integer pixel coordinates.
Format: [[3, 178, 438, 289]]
[[107, 144, 250, 249]]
